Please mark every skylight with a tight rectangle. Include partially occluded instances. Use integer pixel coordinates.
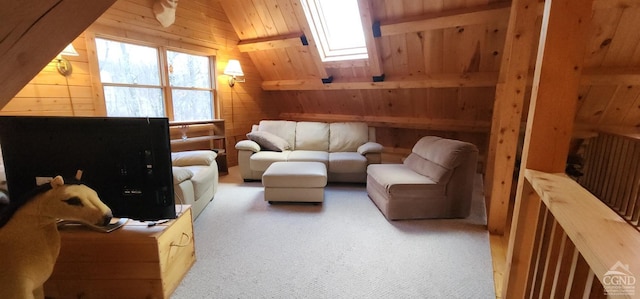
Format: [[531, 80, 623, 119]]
[[301, 0, 368, 62]]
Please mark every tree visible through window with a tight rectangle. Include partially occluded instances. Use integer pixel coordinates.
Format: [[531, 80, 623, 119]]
[[167, 51, 213, 121], [95, 38, 215, 121]]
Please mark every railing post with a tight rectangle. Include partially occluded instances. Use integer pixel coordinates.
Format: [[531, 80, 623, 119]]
[[503, 180, 543, 298], [504, 0, 592, 295]]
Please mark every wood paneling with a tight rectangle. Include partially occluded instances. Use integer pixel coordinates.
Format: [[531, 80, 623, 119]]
[[0, 0, 117, 104], [1, 0, 278, 167], [219, 0, 508, 163], [3, 0, 638, 166], [1, 34, 96, 117], [216, 0, 640, 172], [1, 0, 640, 152], [2, 0, 640, 297]]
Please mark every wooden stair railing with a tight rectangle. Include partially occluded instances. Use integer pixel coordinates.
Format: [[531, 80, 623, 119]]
[[504, 169, 640, 298], [579, 132, 640, 230]]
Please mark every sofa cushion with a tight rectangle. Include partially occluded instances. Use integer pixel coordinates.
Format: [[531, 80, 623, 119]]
[[403, 136, 477, 183], [287, 150, 329, 165], [403, 153, 451, 184], [329, 152, 367, 174], [247, 131, 290, 152], [411, 136, 477, 169], [249, 151, 291, 172], [367, 163, 436, 185], [171, 167, 193, 185], [262, 162, 327, 188], [258, 120, 297, 149], [367, 164, 445, 198], [403, 153, 451, 183], [171, 150, 217, 167], [329, 122, 369, 152], [295, 122, 329, 151]]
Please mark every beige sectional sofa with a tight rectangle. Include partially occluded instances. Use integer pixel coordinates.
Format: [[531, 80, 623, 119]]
[[171, 150, 219, 219], [235, 120, 383, 183]]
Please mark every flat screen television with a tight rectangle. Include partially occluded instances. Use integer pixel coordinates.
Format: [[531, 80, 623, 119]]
[[0, 116, 176, 221]]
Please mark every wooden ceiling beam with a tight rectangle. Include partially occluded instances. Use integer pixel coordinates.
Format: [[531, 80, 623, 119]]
[[486, 0, 541, 235], [261, 66, 640, 91], [279, 113, 491, 133], [503, 0, 593, 295], [262, 72, 499, 90], [281, 112, 607, 138], [378, 2, 511, 37], [592, 0, 640, 9], [291, 1, 329, 80], [580, 67, 640, 85], [237, 33, 305, 52], [357, 0, 384, 81]]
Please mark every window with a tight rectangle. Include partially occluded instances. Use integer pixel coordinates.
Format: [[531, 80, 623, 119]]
[[166, 50, 213, 121], [301, 0, 368, 62], [95, 38, 215, 121]]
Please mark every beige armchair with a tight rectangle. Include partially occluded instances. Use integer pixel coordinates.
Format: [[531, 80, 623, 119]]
[[366, 136, 478, 220], [171, 150, 219, 220]]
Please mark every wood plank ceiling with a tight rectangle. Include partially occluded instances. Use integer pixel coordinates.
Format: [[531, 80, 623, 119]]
[[223, 0, 508, 88], [220, 0, 640, 131], [2, 0, 638, 133]]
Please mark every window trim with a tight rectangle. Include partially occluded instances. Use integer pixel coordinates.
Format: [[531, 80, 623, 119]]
[[92, 35, 218, 121], [301, 0, 369, 62]]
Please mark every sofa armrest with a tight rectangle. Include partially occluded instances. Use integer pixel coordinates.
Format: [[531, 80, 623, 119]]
[[235, 140, 261, 153], [357, 142, 383, 155], [172, 167, 194, 185], [171, 150, 217, 167]]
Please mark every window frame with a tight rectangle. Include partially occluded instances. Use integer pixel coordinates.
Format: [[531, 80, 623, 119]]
[[301, 0, 369, 62], [93, 36, 218, 121]]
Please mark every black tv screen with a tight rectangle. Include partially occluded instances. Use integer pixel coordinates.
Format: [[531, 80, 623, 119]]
[[0, 116, 176, 221]]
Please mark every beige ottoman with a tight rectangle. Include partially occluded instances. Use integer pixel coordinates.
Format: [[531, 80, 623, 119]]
[[262, 161, 327, 203]]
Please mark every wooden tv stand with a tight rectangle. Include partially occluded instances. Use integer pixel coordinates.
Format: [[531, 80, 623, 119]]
[[44, 205, 195, 299]]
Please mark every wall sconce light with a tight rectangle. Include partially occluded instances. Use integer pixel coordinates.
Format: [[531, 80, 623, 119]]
[[223, 59, 245, 87], [55, 44, 79, 76]]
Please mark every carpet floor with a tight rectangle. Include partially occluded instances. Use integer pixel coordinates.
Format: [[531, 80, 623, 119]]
[[172, 169, 495, 299]]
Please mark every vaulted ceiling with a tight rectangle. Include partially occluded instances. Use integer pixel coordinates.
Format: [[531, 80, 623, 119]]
[[1, 0, 639, 130], [222, 0, 508, 87], [219, 0, 640, 129]]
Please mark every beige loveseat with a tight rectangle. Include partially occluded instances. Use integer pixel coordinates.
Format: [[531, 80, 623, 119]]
[[367, 136, 478, 220], [171, 150, 219, 219], [235, 120, 383, 183]]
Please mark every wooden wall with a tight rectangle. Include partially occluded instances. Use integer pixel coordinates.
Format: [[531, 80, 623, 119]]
[[0, 0, 116, 105], [271, 87, 496, 163], [577, 4, 640, 129], [0, 34, 97, 117], [219, 0, 512, 163], [0, 0, 278, 166], [4, 0, 640, 168], [219, 0, 640, 164]]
